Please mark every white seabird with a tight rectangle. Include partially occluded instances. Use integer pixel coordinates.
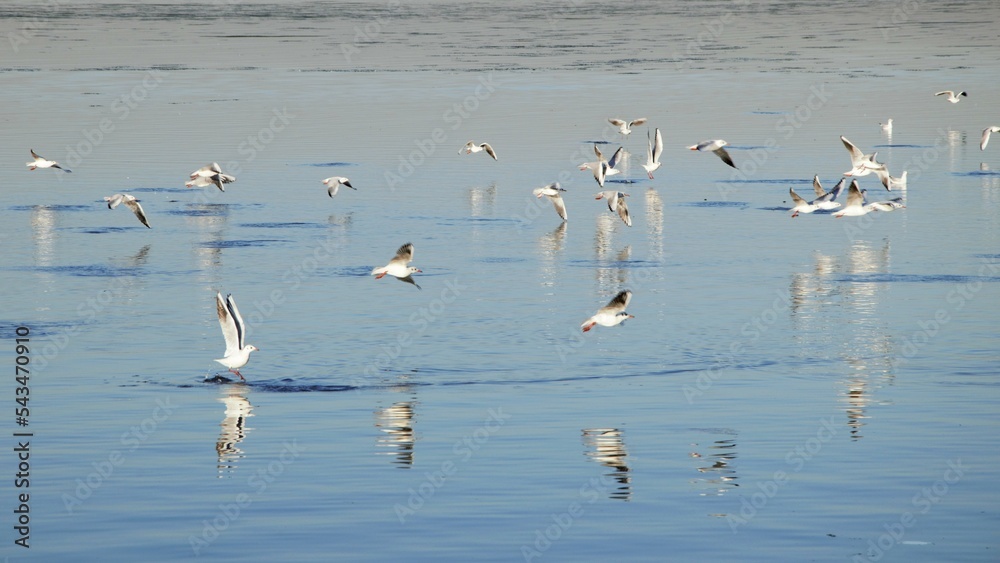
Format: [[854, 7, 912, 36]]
[[608, 117, 648, 137], [642, 127, 663, 180], [322, 176, 355, 198], [104, 193, 151, 228], [372, 242, 422, 289], [214, 292, 259, 381], [687, 139, 736, 169], [595, 190, 632, 227], [26, 149, 71, 172], [459, 141, 497, 160], [581, 290, 634, 332], [935, 90, 967, 103], [533, 182, 568, 222]]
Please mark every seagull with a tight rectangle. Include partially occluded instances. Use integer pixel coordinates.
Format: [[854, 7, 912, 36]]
[[372, 242, 422, 289], [533, 182, 568, 222], [981, 126, 1000, 151], [935, 90, 967, 103], [608, 117, 648, 137], [186, 162, 236, 191], [595, 190, 632, 227], [580, 145, 626, 187], [581, 290, 634, 332], [833, 180, 882, 218], [104, 193, 150, 228], [26, 150, 71, 172], [322, 176, 355, 198], [459, 141, 497, 160], [811, 176, 846, 210], [879, 119, 893, 134], [642, 127, 663, 179], [840, 136, 884, 177], [687, 140, 736, 169], [214, 292, 259, 381], [789, 188, 818, 218], [873, 167, 907, 191]]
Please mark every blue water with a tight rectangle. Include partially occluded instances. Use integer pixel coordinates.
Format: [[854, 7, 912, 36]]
[[2, 1, 1000, 561]]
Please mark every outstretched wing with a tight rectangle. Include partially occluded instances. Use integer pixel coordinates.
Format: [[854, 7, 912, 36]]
[[217, 292, 241, 356]]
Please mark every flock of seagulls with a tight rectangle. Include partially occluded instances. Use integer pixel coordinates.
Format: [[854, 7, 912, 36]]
[[25, 87, 989, 378]]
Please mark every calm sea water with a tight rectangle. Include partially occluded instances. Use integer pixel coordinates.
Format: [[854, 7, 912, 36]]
[[2, 1, 1000, 561]]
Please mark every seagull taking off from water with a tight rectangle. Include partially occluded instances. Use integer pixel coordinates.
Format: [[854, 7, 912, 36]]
[[642, 128, 663, 179], [533, 182, 568, 222], [459, 141, 497, 160], [608, 117, 647, 137], [26, 150, 71, 172], [214, 292, 259, 381], [789, 188, 819, 218], [323, 176, 355, 198], [687, 140, 736, 169], [372, 243, 422, 289], [104, 193, 150, 228], [935, 90, 967, 103], [581, 290, 634, 332]]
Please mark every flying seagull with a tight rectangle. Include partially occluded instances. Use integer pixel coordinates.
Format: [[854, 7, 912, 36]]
[[581, 290, 634, 332], [104, 193, 150, 228], [372, 242, 422, 289]]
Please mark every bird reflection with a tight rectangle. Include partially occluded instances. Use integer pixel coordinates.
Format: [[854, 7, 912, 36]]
[[216, 385, 254, 477], [469, 183, 497, 217], [645, 188, 664, 260], [688, 429, 739, 496], [187, 203, 229, 269], [125, 244, 152, 267], [375, 400, 416, 468], [30, 205, 57, 268], [594, 215, 630, 292], [328, 212, 354, 231], [788, 240, 895, 440], [582, 428, 631, 501], [537, 222, 567, 287]]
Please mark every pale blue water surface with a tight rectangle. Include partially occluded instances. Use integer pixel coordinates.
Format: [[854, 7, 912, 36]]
[[2, 1, 999, 561]]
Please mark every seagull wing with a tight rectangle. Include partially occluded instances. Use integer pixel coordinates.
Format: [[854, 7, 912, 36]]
[[123, 197, 151, 228], [812, 175, 826, 198], [551, 193, 568, 221], [391, 242, 414, 266], [713, 146, 736, 168], [629, 117, 648, 128], [607, 146, 625, 169], [840, 136, 865, 167], [616, 193, 632, 227], [981, 127, 1000, 151], [652, 128, 663, 163], [845, 181, 864, 208], [608, 118, 626, 127], [217, 292, 241, 356], [481, 142, 497, 160], [789, 188, 807, 206], [601, 290, 632, 314], [30, 149, 42, 161]]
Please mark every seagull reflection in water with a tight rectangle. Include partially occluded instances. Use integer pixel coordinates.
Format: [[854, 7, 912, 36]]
[[582, 428, 631, 501], [688, 428, 739, 497], [216, 385, 253, 477], [375, 401, 416, 468]]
